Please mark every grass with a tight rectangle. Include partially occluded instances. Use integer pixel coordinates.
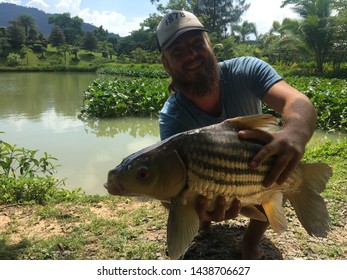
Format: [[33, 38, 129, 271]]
[[0, 46, 117, 72], [0, 196, 168, 260], [0, 138, 346, 260]]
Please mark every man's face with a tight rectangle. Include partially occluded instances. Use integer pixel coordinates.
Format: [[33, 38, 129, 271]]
[[162, 31, 220, 97]]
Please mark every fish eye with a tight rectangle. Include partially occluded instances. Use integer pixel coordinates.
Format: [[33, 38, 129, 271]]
[[136, 166, 150, 180]]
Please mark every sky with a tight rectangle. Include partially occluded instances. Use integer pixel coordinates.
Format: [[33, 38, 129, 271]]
[[0, 0, 300, 37]]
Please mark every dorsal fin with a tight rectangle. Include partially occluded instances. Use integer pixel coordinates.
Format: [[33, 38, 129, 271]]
[[221, 114, 279, 131]]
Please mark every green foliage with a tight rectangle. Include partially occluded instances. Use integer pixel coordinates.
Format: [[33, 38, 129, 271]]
[[303, 138, 347, 201], [79, 77, 169, 118], [0, 139, 82, 204], [263, 76, 347, 132], [6, 52, 21, 66]]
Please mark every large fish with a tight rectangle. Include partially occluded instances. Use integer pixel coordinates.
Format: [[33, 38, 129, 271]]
[[104, 114, 332, 259]]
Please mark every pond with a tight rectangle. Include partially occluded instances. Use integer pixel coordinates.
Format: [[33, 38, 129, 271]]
[[0, 72, 344, 195], [0, 72, 159, 195]]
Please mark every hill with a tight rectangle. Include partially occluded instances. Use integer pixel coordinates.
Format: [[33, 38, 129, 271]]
[[0, 3, 98, 36]]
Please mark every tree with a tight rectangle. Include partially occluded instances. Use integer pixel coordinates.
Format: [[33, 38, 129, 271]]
[[151, 0, 250, 40], [327, 1, 347, 69], [20, 44, 32, 65], [94, 26, 109, 42], [281, 0, 334, 72], [57, 44, 71, 64], [233, 21, 257, 41], [97, 41, 114, 58], [49, 26, 66, 47], [7, 52, 21, 66], [7, 21, 26, 50], [17, 14, 38, 42], [193, 0, 250, 39], [83, 32, 97, 52], [48, 13, 84, 45], [0, 37, 11, 56]]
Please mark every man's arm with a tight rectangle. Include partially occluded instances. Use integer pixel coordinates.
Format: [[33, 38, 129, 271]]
[[238, 80, 317, 187]]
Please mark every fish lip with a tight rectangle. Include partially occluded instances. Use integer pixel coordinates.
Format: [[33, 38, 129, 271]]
[[104, 181, 128, 196]]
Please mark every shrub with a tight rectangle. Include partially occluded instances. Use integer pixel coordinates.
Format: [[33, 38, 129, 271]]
[[79, 77, 169, 118], [0, 139, 82, 204], [6, 53, 21, 66]]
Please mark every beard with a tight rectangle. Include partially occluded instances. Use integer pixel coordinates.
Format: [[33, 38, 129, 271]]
[[169, 52, 220, 98]]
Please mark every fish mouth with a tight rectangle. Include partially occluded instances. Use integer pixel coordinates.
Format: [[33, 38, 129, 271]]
[[104, 175, 129, 196]]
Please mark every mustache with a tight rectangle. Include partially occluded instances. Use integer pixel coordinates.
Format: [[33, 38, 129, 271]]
[[182, 56, 204, 69]]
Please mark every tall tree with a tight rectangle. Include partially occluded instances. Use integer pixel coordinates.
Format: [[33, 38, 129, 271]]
[[83, 32, 97, 52], [233, 21, 257, 41], [49, 26, 65, 47], [7, 21, 26, 49], [48, 13, 84, 45], [16, 14, 38, 42], [281, 0, 334, 72], [151, 0, 250, 40]]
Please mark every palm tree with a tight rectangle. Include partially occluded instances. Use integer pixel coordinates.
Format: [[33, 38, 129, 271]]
[[281, 0, 334, 72], [17, 14, 37, 42], [20, 44, 32, 65], [233, 21, 257, 42]]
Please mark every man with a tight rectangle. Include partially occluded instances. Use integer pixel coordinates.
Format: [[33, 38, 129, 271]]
[[156, 11, 317, 259]]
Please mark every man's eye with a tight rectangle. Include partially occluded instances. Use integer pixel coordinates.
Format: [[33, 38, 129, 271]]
[[192, 40, 204, 49], [171, 47, 184, 56]]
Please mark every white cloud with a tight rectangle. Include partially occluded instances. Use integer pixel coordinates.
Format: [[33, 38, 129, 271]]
[[78, 8, 143, 36], [243, 0, 299, 36], [0, 0, 22, 4], [26, 0, 49, 10], [55, 0, 81, 14]]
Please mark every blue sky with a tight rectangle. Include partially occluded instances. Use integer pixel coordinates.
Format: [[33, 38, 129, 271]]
[[0, 0, 299, 37]]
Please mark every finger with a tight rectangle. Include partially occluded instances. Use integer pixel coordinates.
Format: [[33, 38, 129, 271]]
[[263, 155, 290, 187], [195, 195, 208, 221], [238, 130, 275, 169], [207, 195, 226, 222], [225, 199, 241, 219], [276, 157, 300, 185], [250, 143, 278, 170]]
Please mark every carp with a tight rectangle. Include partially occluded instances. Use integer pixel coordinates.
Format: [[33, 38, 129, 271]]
[[104, 114, 332, 259]]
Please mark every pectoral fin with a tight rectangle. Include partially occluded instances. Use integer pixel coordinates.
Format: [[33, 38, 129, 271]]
[[167, 197, 199, 260], [262, 192, 287, 234]]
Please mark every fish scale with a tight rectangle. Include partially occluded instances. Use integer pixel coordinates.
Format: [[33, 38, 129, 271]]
[[178, 130, 278, 209]]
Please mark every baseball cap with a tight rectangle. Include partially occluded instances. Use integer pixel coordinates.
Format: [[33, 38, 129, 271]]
[[156, 10, 209, 51]]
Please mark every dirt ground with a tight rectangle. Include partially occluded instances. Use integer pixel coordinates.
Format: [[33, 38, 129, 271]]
[[1, 197, 346, 260]]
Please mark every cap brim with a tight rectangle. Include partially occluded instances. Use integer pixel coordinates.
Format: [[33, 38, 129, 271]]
[[160, 27, 209, 50]]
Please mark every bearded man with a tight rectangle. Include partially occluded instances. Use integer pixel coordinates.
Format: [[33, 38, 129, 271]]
[[157, 11, 317, 259]]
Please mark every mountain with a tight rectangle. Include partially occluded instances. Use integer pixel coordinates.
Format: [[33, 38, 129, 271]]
[[0, 3, 98, 36]]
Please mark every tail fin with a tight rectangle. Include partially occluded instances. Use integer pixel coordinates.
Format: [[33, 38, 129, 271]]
[[288, 163, 332, 237]]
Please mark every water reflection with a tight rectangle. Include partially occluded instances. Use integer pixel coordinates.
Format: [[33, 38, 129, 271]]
[[82, 117, 159, 138], [0, 72, 97, 119]]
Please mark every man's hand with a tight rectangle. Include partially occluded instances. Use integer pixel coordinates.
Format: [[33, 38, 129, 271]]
[[238, 128, 305, 188], [195, 195, 241, 234]]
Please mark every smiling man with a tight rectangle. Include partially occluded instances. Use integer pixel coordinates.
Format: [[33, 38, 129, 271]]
[[156, 10, 317, 259]]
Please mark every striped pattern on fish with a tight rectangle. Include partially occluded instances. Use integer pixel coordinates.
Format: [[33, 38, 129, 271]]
[[105, 114, 332, 259]]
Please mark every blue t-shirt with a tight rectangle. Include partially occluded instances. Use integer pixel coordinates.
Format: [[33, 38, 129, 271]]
[[159, 56, 282, 140]]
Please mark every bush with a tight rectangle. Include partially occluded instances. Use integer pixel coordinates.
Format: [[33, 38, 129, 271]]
[[0, 139, 82, 204], [79, 77, 169, 118], [6, 53, 21, 66]]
